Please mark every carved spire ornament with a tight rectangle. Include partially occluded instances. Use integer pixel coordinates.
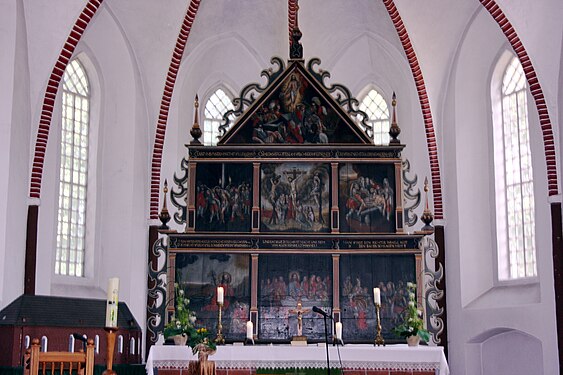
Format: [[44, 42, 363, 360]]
[[389, 92, 401, 144], [190, 94, 202, 144], [159, 179, 171, 230], [289, 0, 303, 60], [420, 177, 434, 233]]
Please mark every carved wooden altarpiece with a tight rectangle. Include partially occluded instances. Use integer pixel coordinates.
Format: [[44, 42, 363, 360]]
[[146, 56, 444, 351]]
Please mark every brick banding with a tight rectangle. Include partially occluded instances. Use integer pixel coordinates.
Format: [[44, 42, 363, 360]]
[[479, 0, 558, 196], [149, 0, 202, 219], [28, 0, 104, 199], [288, 0, 298, 41], [382, 0, 444, 220]]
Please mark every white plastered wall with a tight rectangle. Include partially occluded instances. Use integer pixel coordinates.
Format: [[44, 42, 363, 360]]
[[0, 0, 32, 310], [31, 5, 151, 335], [442, 8, 559, 375]]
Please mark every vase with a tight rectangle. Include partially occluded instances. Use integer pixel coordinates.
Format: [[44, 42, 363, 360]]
[[196, 344, 216, 362], [172, 333, 188, 346], [407, 335, 420, 347]]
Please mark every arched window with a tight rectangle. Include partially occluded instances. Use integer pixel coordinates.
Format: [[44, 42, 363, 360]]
[[493, 56, 536, 280], [203, 88, 235, 146], [358, 88, 390, 145], [55, 59, 90, 277]]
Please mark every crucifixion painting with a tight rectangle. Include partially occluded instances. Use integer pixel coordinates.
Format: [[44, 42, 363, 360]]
[[260, 162, 330, 232]]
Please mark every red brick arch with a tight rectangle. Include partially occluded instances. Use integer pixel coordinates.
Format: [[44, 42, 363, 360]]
[[149, 0, 202, 219], [381, 0, 444, 220], [479, 0, 559, 196], [29, 0, 105, 199], [288, 0, 298, 40]]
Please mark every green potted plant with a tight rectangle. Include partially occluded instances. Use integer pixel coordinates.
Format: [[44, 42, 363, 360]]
[[163, 284, 197, 345], [392, 282, 430, 346]]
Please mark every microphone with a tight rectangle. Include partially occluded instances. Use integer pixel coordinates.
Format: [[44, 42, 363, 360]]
[[312, 306, 331, 318]]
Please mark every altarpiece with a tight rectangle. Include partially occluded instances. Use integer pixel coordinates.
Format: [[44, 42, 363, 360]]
[[146, 51, 444, 350]]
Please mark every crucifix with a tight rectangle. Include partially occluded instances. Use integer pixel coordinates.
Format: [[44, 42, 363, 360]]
[[289, 299, 310, 339], [283, 168, 305, 214], [283, 167, 305, 182]]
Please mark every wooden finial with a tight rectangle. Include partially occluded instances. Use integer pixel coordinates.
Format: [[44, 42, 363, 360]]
[[389, 91, 401, 144], [159, 179, 171, 230], [190, 94, 202, 144], [289, 0, 303, 59], [420, 177, 434, 233]]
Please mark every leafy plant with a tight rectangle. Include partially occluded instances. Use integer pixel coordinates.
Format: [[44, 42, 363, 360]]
[[188, 327, 217, 355], [163, 284, 197, 339], [392, 282, 430, 342]]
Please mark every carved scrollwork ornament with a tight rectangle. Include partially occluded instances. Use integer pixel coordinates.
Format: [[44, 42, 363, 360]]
[[146, 236, 169, 346], [306, 58, 374, 139], [402, 159, 421, 228], [218, 57, 286, 137], [170, 157, 189, 226], [421, 236, 445, 345]]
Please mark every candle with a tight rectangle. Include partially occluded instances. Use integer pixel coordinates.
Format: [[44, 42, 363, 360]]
[[217, 286, 224, 304], [335, 322, 342, 340], [373, 287, 381, 305], [105, 278, 119, 327], [246, 321, 253, 339]]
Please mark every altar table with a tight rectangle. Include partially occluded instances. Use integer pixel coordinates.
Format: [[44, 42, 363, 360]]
[[146, 344, 449, 375]]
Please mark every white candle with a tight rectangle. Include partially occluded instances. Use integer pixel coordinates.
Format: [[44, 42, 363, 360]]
[[335, 322, 342, 340], [374, 287, 381, 305], [246, 321, 253, 339], [217, 286, 224, 304], [105, 278, 119, 327]]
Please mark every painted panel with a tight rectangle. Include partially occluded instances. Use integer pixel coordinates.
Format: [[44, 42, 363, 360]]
[[258, 254, 332, 341], [339, 254, 416, 341], [260, 163, 330, 232], [228, 70, 361, 144], [195, 163, 253, 232], [174, 253, 251, 341], [339, 163, 396, 233]]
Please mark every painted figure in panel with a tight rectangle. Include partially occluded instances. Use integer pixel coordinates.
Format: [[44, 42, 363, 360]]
[[339, 163, 396, 233], [261, 163, 330, 232]]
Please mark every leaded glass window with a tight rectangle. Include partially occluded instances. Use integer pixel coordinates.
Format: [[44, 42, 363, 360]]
[[56, 59, 89, 277], [494, 56, 536, 280], [358, 89, 390, 145], [203, 88, 235, 146]]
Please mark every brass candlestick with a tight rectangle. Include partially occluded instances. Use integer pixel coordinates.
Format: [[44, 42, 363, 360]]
[[102, 327, 118, 375], [215, 302, 225, 345], [374, 304, 385, 346]]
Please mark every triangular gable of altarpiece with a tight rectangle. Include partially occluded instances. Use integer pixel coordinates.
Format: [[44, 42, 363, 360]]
[[217, 58, 374, 146]]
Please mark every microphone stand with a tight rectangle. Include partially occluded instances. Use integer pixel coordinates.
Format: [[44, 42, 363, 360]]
[[322, 314, 330, 375]]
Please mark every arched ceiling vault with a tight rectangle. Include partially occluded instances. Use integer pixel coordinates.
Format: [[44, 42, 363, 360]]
[[26, 0, 560, 222]]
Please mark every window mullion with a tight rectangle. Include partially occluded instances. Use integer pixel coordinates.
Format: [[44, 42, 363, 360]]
[[514, 91, 526, 277], [500, 94, 511, 278]]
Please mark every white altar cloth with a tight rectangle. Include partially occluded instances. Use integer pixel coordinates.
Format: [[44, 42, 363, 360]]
[[146, 344, 449, 375]]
